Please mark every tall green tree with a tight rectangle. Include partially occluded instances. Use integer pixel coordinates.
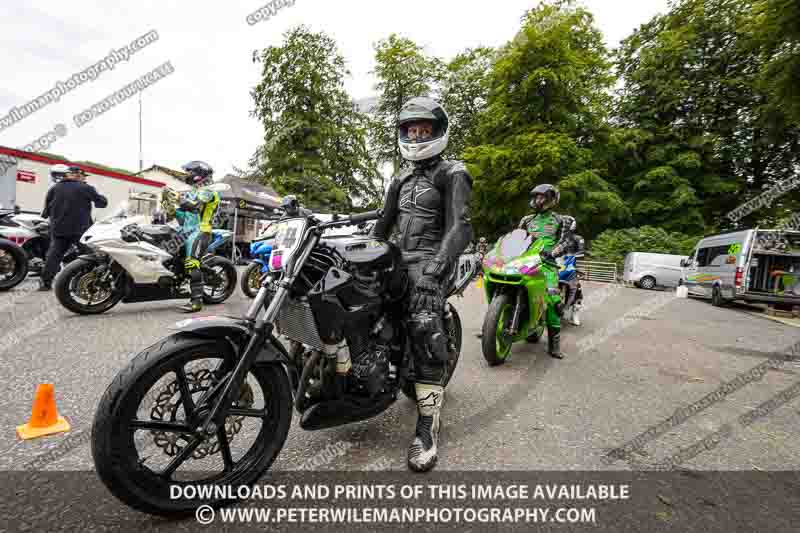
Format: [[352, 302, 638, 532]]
[[438, 47, 494, 160], [370, 34, 441, 180], [614, 0, 800, 232], [464, 0, 627, 241], [249, 26, 381, 211], [749, 0, 800, 127]]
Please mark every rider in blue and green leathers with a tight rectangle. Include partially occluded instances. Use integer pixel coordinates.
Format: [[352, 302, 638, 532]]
[[518, 184, 576, 359], [173, 161, 220, 313]]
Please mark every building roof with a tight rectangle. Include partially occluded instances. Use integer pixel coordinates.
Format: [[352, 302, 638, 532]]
[[0, 145, 165, 188], [138, 164, 189, 179]]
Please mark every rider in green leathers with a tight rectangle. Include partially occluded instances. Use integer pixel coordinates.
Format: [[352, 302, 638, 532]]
[[518, 184, 576, 358], [166, 161, 220, 313]]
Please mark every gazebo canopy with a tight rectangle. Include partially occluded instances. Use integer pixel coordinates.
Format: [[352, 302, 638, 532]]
[[212, 175, 282, 219]]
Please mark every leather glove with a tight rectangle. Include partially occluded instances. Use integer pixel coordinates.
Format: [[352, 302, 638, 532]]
[[411, 259, 448, 313], [540, 250, 557, 265], [410, 275, 444, 314]]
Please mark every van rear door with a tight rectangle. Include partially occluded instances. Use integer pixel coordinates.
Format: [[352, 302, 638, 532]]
[[623, 253, 635, 283], [746, 230, 800, 302], [659, 255, 684, 287]]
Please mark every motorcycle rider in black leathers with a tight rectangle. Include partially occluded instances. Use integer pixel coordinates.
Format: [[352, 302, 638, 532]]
[[372, 97, 473, 472]]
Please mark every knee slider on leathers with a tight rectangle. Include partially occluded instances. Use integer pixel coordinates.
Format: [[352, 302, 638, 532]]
[[408, 311, 449, 364]]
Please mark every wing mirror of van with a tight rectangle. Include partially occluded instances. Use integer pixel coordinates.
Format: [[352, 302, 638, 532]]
[[680, 258, 689, 267]]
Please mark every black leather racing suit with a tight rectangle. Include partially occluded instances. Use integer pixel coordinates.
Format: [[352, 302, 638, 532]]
[[373, 156, 473, 386]]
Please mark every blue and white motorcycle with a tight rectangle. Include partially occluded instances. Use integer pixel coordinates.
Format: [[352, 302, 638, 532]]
[[558, 254, 584, 326], [208, 229, 234, 256], [241, 235, 273, 298]]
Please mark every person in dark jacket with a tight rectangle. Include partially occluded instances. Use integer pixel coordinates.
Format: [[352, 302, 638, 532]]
[[39, 164, 107, 290], [372, 97, 473, 473]]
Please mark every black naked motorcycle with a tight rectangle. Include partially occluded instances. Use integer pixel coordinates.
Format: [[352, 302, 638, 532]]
[[91, 209, 475, 516]]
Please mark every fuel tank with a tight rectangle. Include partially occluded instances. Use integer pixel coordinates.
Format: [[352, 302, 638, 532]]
[[323, 235, 399, 272], [306, 235, 406, 344]]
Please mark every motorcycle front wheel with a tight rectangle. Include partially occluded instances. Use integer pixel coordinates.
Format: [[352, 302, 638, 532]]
[[92, 334, 293, 517], [481, 292, 514, 366], [54, 258, 125, 314], [240, 262, 262, 299]]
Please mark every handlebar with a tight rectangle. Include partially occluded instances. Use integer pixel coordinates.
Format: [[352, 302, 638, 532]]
[[318, 209, 384, 230], [349, 209, 383, 225]]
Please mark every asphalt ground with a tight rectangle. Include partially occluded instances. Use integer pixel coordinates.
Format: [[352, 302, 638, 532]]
[[2, 276, 799, 475]]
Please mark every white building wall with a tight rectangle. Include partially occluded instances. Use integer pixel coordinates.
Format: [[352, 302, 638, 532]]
[[12, 158, 168, 219]]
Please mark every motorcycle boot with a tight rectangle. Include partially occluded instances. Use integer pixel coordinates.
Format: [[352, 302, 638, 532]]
[[570, 302, 582, 326], [408, 382, 444, 472], [178, 262, 204, 313], [547, 326, 563, 359]]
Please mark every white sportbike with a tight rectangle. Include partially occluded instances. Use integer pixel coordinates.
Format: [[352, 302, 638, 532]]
[[54, 207, 237, 315]]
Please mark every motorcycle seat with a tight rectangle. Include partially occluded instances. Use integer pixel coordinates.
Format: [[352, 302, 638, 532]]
[[139, 225, 179, 247]]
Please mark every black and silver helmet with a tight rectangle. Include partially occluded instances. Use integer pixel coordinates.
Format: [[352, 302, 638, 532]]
[[397, 97, 449, 162], [280, 195, 300, 217], [181, 160, 214, 186], [530, 184, 560, 213]]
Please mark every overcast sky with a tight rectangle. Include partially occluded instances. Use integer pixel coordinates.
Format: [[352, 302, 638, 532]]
[[0, 0, 670, 177]]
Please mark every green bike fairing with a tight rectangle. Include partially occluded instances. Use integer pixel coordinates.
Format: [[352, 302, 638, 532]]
[[482, 235, 548, 342]]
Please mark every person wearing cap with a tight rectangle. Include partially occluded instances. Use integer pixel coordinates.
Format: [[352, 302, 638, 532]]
[[39, 164, 107, 290]]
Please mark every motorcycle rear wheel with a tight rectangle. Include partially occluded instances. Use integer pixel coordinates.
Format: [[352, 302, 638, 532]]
[[201, 257, 237, 304], [92, 335, 293, 517], [0, 239, 29, 291]]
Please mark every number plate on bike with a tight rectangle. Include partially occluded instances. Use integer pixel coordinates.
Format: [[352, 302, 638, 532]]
[[269, 218, 306, 271]]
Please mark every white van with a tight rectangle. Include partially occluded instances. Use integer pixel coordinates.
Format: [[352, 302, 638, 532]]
[[681, 229, 800, 306], [623, 252, 687, 289]]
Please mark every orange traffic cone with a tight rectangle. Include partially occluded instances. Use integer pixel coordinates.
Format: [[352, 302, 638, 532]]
[[16, 384, 71, 440]]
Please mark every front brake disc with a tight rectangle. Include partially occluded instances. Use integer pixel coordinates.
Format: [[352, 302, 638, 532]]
[[148, 367, 255, 459]]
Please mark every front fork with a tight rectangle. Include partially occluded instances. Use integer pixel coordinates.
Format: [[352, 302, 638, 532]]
[[508, 290, 525, 336], [198, 231, 319, 435]]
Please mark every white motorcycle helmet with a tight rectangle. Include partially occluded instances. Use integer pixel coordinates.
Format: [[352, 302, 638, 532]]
[[397, 97, 449, 162], [50, 163, 70, 184]]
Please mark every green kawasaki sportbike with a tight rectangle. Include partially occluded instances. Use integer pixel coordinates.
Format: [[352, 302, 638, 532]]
[[480, 229, 548, 366]]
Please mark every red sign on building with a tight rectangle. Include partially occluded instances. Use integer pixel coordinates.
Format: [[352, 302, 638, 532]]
[[16, 170, 36, 183]]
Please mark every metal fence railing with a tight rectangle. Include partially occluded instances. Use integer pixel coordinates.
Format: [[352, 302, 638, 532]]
[[576, 260, 618, 283]]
